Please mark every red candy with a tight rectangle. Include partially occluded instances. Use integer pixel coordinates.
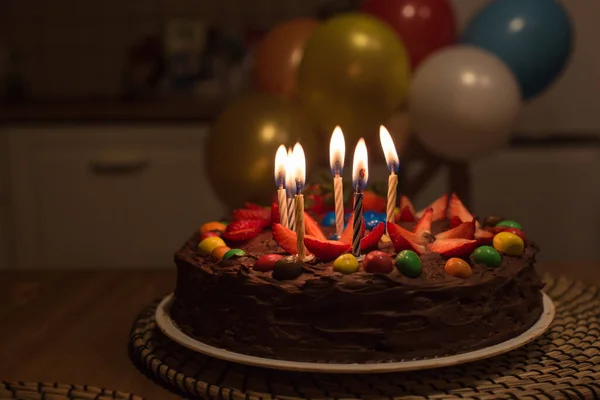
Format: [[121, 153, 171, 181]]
[[199, 231, 220, 241], [254, 254, 284, 272], [491, 226, 527, 242], [363, 251, 394, 274]]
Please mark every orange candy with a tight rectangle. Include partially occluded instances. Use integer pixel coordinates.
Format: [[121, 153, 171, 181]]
[[211, 245, 231, 261], [444, 258, 472, 279], [200, 221, 227, 235]]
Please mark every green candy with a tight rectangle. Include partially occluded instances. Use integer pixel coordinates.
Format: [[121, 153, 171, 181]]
[[223, 248, 246, 260], [496, 220, 522, 229], [472, 246, 502, 268], [395, 250, 422, 278]]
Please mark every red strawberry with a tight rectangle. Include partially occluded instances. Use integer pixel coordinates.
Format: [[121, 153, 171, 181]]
[[272, 223, 298, 254], [304, 212, 327, 241], [435, 220, 476, 240], [304, 236, 351, 261], [244, 202, 264, 210], [363, 191, 387, 213], [397, 196, 416, 222], [416, 194, 448, 221], [361, 222, 385, 250], [387, 222, 427, 254], [448, 193, 480, 228], [340, 213, 366, 244], [413, 207, 433, 237], [429, 238, 478, 258], [475, 229, 495, 245], [232, 208, 271, 227], [271, 202, 280, 225], [222, 220, 263, 242], [488, 226, 527, 242]]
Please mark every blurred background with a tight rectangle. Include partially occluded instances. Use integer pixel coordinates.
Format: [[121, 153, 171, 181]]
[[0, 0, 597, 269]]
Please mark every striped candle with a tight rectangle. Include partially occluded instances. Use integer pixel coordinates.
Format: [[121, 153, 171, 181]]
[[352, 191, 363, 256], [351, 138, 369, 258]]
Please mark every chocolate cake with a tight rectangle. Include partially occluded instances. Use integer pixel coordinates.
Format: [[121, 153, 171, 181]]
[[171, 194, 544, 363]]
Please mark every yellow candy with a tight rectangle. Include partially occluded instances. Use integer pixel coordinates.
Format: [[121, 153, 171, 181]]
[[444, 258, 472, 279], [211, 245, 231, 261], [333, 254, 359, 274], [200, 221, 227, 234], [493, 232, 524, 256], [198, 236, 226, 256]]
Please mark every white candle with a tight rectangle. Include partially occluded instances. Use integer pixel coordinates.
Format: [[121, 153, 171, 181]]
[[274, 145, 289, 227], [379, 126, 400, 232], [291, 143, 307, 259], [329, 126, 346, 238], [352, 138, 369, 257]]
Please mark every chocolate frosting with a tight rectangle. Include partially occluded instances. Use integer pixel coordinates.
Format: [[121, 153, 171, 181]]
[[172, 220, 544, 363]]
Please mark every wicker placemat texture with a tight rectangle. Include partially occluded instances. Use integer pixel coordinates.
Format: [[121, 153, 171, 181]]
[[0, 382, 143, 400], [129, 274, 600, 399]]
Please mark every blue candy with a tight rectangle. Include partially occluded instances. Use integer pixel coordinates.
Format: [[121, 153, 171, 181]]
[[364, 211, 386, 230], [321, 211, 336, 227]]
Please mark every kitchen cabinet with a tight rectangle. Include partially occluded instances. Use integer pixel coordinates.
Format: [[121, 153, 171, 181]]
[[7, 125, 226, 268]]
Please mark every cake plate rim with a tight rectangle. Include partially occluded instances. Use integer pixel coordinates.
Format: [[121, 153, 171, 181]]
[[155, 291, 554, 374]]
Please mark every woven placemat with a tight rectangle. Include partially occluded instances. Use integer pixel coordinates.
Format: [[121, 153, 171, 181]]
[[0, 382, 143, 400], [129, 274, 600, 399]]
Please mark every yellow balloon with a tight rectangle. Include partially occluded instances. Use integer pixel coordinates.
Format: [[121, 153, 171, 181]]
[[297, 13, 410, 147], [206, 93, 319, 209]]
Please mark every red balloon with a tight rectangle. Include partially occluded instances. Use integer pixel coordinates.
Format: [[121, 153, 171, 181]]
[[361, 0, 457, 69]]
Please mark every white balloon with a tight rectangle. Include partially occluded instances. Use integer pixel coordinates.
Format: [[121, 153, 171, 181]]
[[409, 45, 521, 161]]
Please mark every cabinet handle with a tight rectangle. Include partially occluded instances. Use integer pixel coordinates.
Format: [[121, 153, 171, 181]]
[[89, 155, 149, 175]]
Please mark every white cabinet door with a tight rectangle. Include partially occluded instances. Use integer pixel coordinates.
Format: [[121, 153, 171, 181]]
[[8, 126, 226, 268]]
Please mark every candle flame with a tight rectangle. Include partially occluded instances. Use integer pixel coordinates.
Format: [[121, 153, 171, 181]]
[[352, 138, 369, 191], [274, 145, 287, 187], [379, 125, 399, 173], [285, 147, 295, 198], [329, 126, 345, 176], [292, 142, 306, 194]]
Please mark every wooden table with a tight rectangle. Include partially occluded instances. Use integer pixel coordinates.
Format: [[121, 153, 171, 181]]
[[1, 264, 599, 400]]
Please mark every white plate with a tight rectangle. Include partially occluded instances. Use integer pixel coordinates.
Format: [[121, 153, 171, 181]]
[[155, 292, 555, 374]]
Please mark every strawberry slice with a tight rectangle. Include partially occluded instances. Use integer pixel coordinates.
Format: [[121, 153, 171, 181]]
[[304, 236, 351, 261], [272, 223, 298, 254], [222, 220, 264, 242], [418, 194, 448, 221], [429, 238, 478, 258], [271, 202, 280, 225], [475, 228, 495, 245], [361, 222, 384, 250], [413, 207, 433, 237], [387, 222, 427, 254], [448, 193, 480, 228], [397, 196, 416, 222], [244, 202, 264, 210], [304, 212, 327, 241], [340, 213, 366, 244], [232, 207, 271, 228], [435, 220, 476, 240]]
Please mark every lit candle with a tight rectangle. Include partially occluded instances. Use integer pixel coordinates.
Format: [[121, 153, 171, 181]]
[[379, 125, 400, 232], [274, 145, 289, 228], [285, 147, 296, 231], [352, 138, 369, 257], [291, 143, 307, 259], [329, 126, 346, 238]]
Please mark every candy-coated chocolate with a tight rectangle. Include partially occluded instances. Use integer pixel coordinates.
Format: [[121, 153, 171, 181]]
[[472, 246, 501, 268], [496, 220, 522, 230], [493, 232, 524, 256], [223, 248, 246, 259], [272, 259, 304, 280], [199, 231, 221, 241], [497, 227, 527, 242], [211, 245, 231, 261], [364, 211, 386, 230], [328, 233, 340, 240], [363, 250, 394, 274], [333, 254, 359, 274], [200, 221, 228, 234], [198, 236, 227, 256], [321, 211, 336, 227], [254, 254, 284, 272], [444, 258, 472, 279], [395, 250, 422, 278], [483, 215, 504, 227]]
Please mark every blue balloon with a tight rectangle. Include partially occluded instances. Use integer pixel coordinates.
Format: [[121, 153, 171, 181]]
[[461, 0, 572, 99], [321, 211, 336, 227]]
